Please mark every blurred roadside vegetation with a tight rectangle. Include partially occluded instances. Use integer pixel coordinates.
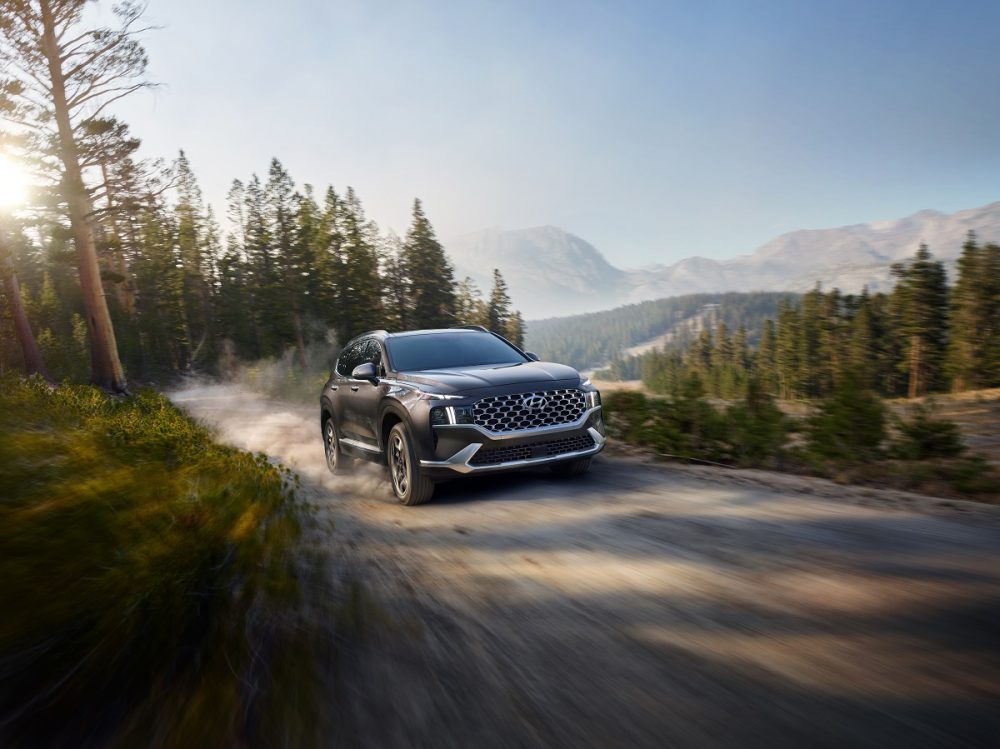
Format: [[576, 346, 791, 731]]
[[232, 343, 335, 406], [0, 376, 324, 748], [603, 374, 1000, 501]]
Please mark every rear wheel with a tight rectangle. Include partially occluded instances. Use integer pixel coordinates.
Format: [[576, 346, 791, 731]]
[[324, 417, 353, 474], [388, 422, 435, 505], [550, 456, 592, 477]]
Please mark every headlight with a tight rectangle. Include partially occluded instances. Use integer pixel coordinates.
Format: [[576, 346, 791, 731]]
[[415, 389, 463, 401], [584, 390, 601, 409], [580, 378, 592, 387], [430, 405, 475, 425]]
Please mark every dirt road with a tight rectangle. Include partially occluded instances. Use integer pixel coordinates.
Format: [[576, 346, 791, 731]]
[[171, 384, 1000, 748]]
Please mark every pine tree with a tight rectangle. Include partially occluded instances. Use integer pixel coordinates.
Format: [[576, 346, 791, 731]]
[[775, 299, 800, 399], [505, 310, 525, 348], [131, 200, 188, 373], [947, 233, 1000, 390], [797, 285, 824, 396], [487, 268, 512, 335], [243, 173, 278, 357], [380, 233, 409, 331], [175, 151, 214, 368], [455, 276, 489, 327], [846, 287, 877, 389], [818, 288, 844, 391], [711, 321, 734, 396], [982, 243, 1000, 386], [401, 199, 456, 329], [215, 181, 256, 359], [336, 187, 382, 341], [890, 244, 949, 398], [755, 318, 778, 393], [312, 187, 342, 331], [688, 327, 713, 375], [266, 158, 309, 365], [1, 229, 49, 379], [0, 1, 156, 390]]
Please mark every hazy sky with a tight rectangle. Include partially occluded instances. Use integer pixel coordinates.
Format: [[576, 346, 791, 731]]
[[105, 0, 1000, 267]]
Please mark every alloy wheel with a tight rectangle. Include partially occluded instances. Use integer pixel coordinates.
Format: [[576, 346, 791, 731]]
[[324, 420, 338, 472], [390, 433, 409, 496]]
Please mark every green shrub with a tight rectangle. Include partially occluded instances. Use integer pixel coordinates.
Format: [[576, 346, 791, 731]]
[[805, 374, 887, 462], [0, 375, 318, 748], [937, 455, 999, 495], [604, 374, 789, 466], [723, 378, 789, 466], [891, 403, 965, 460]]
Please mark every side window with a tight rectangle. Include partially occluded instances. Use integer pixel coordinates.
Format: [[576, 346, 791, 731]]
[[372, 342, 386, 376], [336, 341, 363, 377], [362, 339, 383, 371]]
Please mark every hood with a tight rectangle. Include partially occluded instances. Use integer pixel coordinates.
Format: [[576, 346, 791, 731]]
[[399, 361, 581, 394]]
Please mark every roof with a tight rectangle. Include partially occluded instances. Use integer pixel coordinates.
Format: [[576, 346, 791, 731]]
[[347, 326, 491, 344], [385, 326, 489, 338]]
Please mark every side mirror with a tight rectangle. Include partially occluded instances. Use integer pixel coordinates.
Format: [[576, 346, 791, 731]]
[[351, 362, 379, 383], [525, 351, 540, 362]]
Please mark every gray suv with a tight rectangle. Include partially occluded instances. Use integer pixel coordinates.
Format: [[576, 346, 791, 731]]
[[320, 326, 605, 504]]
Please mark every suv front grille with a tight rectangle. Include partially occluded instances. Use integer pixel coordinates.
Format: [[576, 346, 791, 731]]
[[473, 388, 587, 432], [470, 433, 595, 466]]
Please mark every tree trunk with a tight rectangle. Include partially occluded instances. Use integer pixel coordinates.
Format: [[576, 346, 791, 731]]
[[39, 0, 127, 392], [2, 268, 50, 380], [908, 335, 921, 399]]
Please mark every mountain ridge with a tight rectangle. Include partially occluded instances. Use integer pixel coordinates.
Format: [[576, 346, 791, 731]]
[[445, 201, 1000, 319]]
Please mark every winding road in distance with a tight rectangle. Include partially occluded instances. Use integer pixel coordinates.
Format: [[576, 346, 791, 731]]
[[173, 384, 1000, 749]]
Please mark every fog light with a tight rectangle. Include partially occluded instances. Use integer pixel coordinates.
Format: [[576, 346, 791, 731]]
[[430, 406, 449, 426]]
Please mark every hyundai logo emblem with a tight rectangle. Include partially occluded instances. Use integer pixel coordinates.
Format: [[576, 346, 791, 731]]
[[522, 395, 548, 411]]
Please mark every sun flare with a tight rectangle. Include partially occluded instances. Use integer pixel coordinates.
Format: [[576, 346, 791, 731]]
[[0, 154, 31, 209]]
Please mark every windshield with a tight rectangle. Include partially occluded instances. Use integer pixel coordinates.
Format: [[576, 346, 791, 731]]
[[386, 332, 527, 372]]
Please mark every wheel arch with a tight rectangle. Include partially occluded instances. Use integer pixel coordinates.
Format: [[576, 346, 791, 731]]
[[379, 408, 405, 453], [320, 403, 333, 436]]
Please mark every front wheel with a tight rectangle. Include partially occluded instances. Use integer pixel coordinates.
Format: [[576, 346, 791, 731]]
[[387, 422, 435, 505], [550, 456, 592, 477]]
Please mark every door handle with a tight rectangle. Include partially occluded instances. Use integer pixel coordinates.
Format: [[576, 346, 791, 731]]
[[350, 385, 359, 392]]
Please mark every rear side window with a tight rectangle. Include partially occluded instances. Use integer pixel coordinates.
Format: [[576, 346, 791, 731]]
[[362, 339, 385, 375], [336, 340, 364, 377], [337, 338, 384, 377], [361, 339, 382, 366]]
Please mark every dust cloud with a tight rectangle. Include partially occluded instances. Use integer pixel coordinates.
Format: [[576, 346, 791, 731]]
[[168, 382, 388, 498]]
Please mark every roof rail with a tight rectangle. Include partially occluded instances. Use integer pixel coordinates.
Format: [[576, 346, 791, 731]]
[[451, 324, 489, 333]]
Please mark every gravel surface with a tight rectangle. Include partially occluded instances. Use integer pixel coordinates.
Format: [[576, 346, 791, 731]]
[[171, 384, 1000, 749]]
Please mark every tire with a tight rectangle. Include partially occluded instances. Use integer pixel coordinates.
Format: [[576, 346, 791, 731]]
[[323, 416, 354, 474], [387, 422, 435, 505], [549, 456, 592, 477]]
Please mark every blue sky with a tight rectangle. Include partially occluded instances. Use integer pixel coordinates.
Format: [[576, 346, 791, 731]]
[[106, 0, 1000, 267]]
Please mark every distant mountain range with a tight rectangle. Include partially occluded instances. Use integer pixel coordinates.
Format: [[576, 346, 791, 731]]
[[445, 201, 1000, 320]]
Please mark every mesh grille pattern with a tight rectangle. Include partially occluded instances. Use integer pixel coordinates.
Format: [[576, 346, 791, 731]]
[[473, 388, 586, 432], [470, 433, 595, 466], [470, 444, 533, 466], [541, 433, 596, 456]]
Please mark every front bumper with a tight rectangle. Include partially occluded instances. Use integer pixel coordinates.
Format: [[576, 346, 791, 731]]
[[419, 406, 606, 476]]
